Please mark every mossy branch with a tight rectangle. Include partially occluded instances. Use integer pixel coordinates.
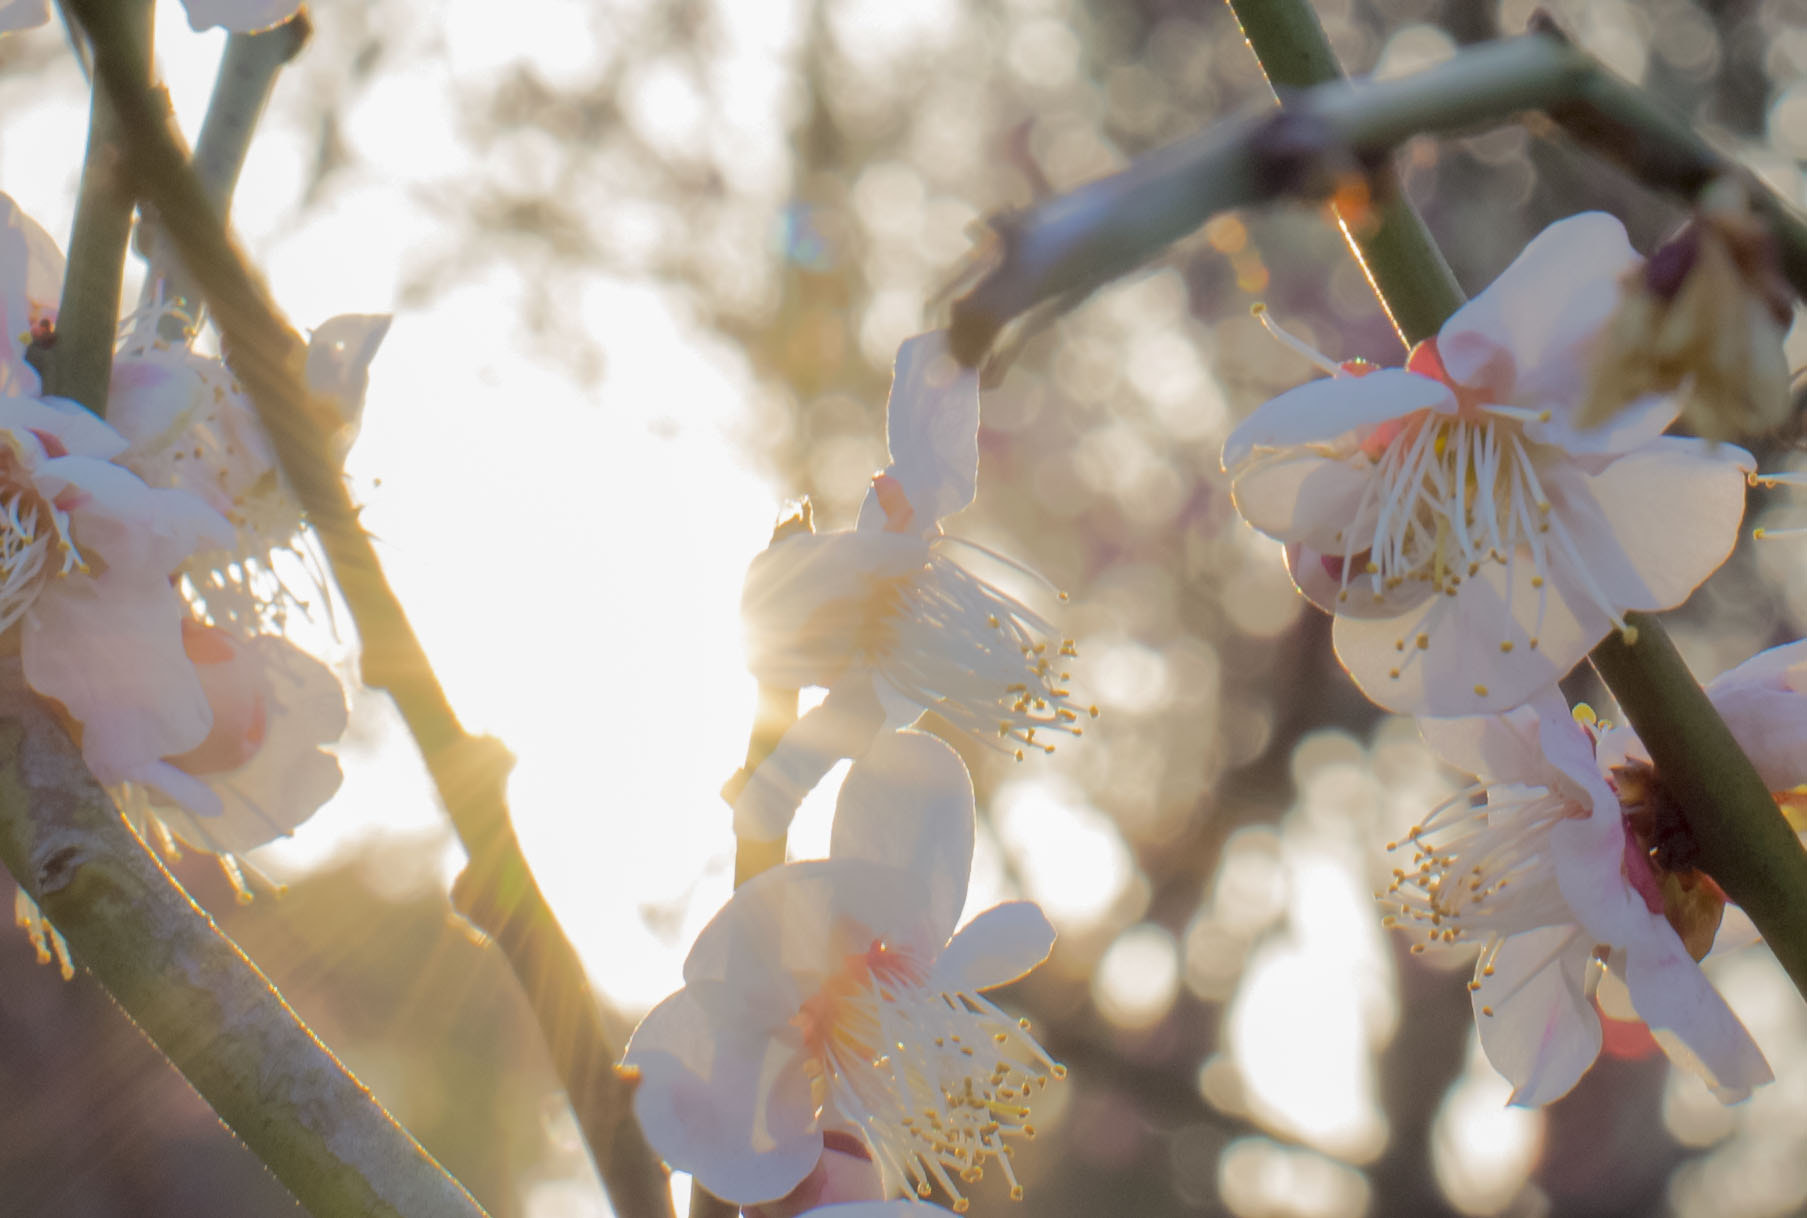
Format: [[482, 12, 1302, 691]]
[[62, 2, 675, 1213], [0, 670, 489, 1218]]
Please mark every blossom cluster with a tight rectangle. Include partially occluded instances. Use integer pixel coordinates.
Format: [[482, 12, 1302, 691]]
[[1222, 211, 1798, 1106], [0, 189, 382, 965], [627, 334, 1081, 1213]]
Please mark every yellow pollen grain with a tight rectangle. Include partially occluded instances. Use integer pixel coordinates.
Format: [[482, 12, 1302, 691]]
[[1473, 684, 1488, 697]]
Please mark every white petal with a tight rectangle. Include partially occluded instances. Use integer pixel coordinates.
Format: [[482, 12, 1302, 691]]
[[1705, 640, 1807, 790], [855, 331, 978, 532], [1282, 543, 1341, 615], [1472, 925, 1602, 1107], [0, 397, 128, 460], [0, 1, 50, 33], [1524, 392, 1678, 457], [1623, 939, 1772, 1103], [1221, 369, 1452, 471], [1229, 452, 1375, 550], [1416, 689, 1577, 788], [734, 681, 888, 842], [742, 530, 929, 690], [1544, 439, 1749, 613], [933, 901, 1056, 992], [830, 730, 975, 947], [24, 570, 211, 777], [625, 990, 823, 1204], [1438, 212, 1637, 407], [682, 860, 941, 1028], [1333, 560, 1601, 716], [44, 456, 235, 570]]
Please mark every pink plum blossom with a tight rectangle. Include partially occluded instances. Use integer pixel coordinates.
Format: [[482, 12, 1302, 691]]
[[626, 731, 1062, 1210], [1388, 687, 1772, 1105], [1223, 213, 1751, 716], [735, 331, 1088, 841]]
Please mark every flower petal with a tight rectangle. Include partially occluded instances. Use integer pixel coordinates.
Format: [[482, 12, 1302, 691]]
[[177, 0, 301, 32], [1416, 689, 1580, 790], [734, 680, 888, 842], [830, 730, 975, 948], [1222, 369, 1452, 472], [1472, 925, 1601, 1107], [625, 990, 823, 1204], [1438, 211, 1637, 410], [932, 900, 1056, 993], [1230, 451, 1376, 551], [0, 396, 128, 461], [1623, 940, 1772, 1103], [742, 530, 929, 690], [855, 331, 979, 533]]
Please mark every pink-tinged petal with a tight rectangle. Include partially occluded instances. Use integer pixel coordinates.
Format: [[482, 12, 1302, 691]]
[[1416, 690, 1577, 789], [1542, 439, 1749, 614], [831, 730, 975, 948], [746, 1139, 886, 1218], [1548, 776, 1662, 952], [743, 530, 929, 690], [734, 681, 888, 842], [1229, 451, 1376, 551], [0, 396, 127, 461], [41, 456, 234, 571], [625, 990, 823, 1204], [1709, 638, 1807, 696], [1221, 369, 1452, 471], [1622, 940, 1772, 1103], [1438, 212, 1637, 406], [855, 332, 978, 534], [1704, 640, 1807, 788], [177, 0, 301, 32], [1332, 559, 1603, 716], [1472, 925, 1601, 1107], [683, 860, 939, 1028], [933, 901, 1056, 993], [24, 570, 211, 777]]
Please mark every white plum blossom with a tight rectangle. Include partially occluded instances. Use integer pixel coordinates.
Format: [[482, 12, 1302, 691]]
[[736, 331, 1089, 841], [120, 619, 347, 865], [1223, 213, 1752, 716], [626, 731, 1063, 1211], [0, 192, 61, 395], [1386, 687, 1772, 1106], [0, 396, 234, 785]]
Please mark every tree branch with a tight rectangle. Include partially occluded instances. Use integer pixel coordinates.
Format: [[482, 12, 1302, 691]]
[[947, 31, 1807, 367], [0, 669, 489, 1218], [62, 3, 675, 1214]]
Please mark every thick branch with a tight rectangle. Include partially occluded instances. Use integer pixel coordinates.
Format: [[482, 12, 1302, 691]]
[[948, 32, 1807, 366], [64, 3, 675, 1214], [0, 672, 488, 1218], [38, 0, 152, 414]]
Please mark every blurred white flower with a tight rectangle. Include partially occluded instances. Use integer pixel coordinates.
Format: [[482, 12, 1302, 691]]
[[1223, 213, 1751, 716], [736, 331, 1088, 841], [1389, 688, 1771, 1105], [627, 732, 1062, 1210]]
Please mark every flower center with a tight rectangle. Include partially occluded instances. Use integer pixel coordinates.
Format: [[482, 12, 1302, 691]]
[[0, 445, 78, 637], [795, 938, 1065, 1211], [1382, 776, 1578, 1012], [858, 541, 1095, 760]]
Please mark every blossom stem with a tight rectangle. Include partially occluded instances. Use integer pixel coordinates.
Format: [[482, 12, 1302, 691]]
[[0, 673, 489, 1218], [135, 11, 312, 340], [947, 30, 1807, 366], [63, 4, 676, 1215], [35, 0, 154, 416], [1592, 618, 1807, 999], [1224, 0, 1464, 346]]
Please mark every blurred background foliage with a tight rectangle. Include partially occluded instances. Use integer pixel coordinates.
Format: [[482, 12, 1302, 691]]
[[5, 0, 1807, 1215]]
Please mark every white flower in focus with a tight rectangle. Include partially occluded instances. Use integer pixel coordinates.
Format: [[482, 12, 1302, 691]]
[[1223, 213, 1752, 716], [1388, 690, 1771, 1105], [736, 331, 1089, 841], [0, 397, 235, 784], [627, 731, 1063, 1210], [120, 619, 347, 865]]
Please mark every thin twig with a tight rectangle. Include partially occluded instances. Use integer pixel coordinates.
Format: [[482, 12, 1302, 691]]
[[0, 668, 490, 1218], [63, 3, 675, 1214], [948, 31, 1807, 366]]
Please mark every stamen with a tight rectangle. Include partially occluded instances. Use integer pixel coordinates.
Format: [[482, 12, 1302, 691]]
[[1252, 304, 1343, 377]]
